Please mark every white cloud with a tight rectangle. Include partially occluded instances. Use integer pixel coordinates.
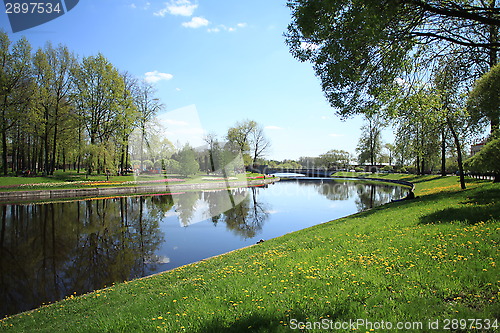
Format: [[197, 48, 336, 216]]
[[328, 133, 344, 137], [207, 23, 247, 33], [144, 70, 174, 83], [265, 125, 283, 130], [131, 1, 150, 10], [154, 0, 197, 17], [182, 16, 209, 28]]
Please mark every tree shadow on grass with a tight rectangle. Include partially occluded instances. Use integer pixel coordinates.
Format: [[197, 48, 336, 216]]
[[192, 307, 351, 333], [419, 188, 500, 225]]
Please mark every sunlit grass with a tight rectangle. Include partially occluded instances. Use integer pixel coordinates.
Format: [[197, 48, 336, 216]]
[[1, 175, 499, 332]]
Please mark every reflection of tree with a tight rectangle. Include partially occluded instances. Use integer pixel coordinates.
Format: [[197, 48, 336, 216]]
[[0, 195, 166, 317], [314, 180, 352, 201], [222, 187, 269, 239], [355, 183, 406, 211], [175, 192, 200, 227]]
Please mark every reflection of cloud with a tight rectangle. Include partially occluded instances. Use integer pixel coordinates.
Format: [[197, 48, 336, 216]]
[[182, 17, 209, 28], [265, 210, 279, 214], [145, 70, 173, 83]]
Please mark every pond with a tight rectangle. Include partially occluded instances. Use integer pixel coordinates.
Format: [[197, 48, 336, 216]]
[[0, 178, 409, 317]]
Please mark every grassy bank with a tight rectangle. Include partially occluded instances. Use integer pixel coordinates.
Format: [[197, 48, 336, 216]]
[[1, 176, 499, 332]]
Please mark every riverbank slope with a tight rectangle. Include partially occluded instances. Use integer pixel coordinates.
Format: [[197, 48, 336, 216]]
[[2, 175, 499, 332]]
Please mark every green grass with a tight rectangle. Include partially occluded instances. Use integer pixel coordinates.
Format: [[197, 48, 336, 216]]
[[1, 176, 499, 332]]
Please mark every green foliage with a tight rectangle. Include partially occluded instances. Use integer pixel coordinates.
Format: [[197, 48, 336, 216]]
[[317, 149, 351, 168], [226, 120, 270, 165], [356, 115, 384, 165], [465, 135, 500, 175], [164, 159, 181, 174], [178, 145, 199, 177], [468, 62, 500, 133], [381, 165, 393, 172], [286, 0, 416, 117], [142, 160, 153, 170], [286, 0, 500, 119]]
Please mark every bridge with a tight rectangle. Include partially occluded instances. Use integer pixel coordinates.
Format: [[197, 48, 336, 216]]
[[248, 166, 337, 177]]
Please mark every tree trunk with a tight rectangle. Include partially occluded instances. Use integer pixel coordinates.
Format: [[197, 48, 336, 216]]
[[441, 127, 446, 176], [50, 106, 59, 175], [447, 118, 466, 189], [489, 0, 499, 133]]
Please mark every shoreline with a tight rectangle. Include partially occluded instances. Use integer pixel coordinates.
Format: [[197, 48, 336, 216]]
[[0, 176, 415, 203], [0, 177, 280, 203]]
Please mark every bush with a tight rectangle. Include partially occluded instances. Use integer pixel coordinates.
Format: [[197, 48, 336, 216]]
[[381, 165, 393, 172]]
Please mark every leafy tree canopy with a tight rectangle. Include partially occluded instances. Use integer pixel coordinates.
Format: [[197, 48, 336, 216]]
[[286, 0, 500, 118], [468, 61, 500, 132]]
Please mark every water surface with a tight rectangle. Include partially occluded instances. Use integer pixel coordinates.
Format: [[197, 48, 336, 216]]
[[0, 179, 408, 317]]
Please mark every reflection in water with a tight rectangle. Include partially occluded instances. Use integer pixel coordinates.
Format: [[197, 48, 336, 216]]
[[0, 180, 407, 317]]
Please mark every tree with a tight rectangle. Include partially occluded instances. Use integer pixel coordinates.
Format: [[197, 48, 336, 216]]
[[226, 120, 270, 166], [226, 120, 255, 154], [317, 149, 351, 169], [356, 114, 384, 166], [433, 55, 475, 189], [391, 87, 441, 174], [285, 0, 500, 128], [71, 53, 125, 174], [0, 33, 33, 175], [117, 72, 140, 175], [134, 81, 163, 171], [465, 132, 500, 182], [32, 42, 76, 175], [468, 62, 500, 133], [248, 123, 270, 166], [177, 144, 199, 177]]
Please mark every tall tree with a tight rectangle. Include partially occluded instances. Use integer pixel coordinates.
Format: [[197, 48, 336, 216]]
[[391, 87, 441, 174], [33, 43, 76, 175], [134, 81, 163, 171], [356, 114, 384, 166], [226, 120, 270, 166], [71, 53, 125, 174], [0, 33, 33, 175], [248, 123, 270, 166]]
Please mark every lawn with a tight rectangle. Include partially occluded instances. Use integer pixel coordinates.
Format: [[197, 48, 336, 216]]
[[1, 175, 498, 332]]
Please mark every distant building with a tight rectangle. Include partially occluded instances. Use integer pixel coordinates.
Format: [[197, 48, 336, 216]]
[[471, 139, 487, 156]]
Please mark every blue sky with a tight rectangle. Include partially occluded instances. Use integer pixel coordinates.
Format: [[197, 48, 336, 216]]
[[1, 0, 388, 161]]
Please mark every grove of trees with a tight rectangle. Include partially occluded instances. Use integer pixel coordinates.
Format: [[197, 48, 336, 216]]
[[0, 31, 165, 176]]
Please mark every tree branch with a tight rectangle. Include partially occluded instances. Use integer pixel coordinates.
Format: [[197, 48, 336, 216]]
[[406, 0, 500, 26]]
